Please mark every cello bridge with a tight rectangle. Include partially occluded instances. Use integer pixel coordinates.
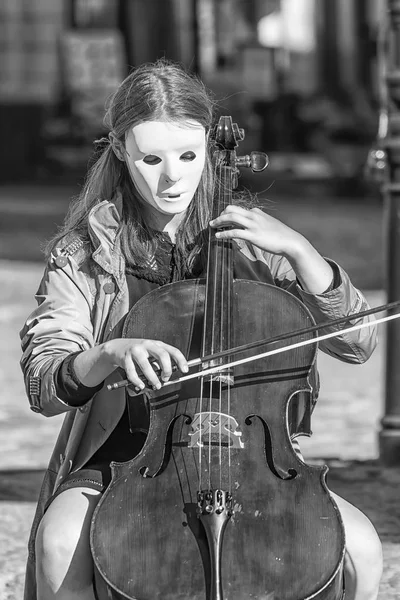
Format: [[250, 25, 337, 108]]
[[188, 411, 244, 449]]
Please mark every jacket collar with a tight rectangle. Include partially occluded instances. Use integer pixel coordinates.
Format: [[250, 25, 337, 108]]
[[87, 192, 125, 285]]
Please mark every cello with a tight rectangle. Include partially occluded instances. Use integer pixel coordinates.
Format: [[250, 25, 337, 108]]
[[91, 116, 345, 600]]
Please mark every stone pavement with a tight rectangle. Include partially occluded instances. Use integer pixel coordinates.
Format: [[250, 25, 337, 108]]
[[1, 260, 400, 599]]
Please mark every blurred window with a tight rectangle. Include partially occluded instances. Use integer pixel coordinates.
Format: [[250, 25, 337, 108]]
[[0, 0, 65, 103], [71, 0, 119, 28], [61, 29, 126, 135], [257, 0, 316, 52]]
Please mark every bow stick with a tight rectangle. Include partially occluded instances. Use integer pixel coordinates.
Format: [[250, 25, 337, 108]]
[[107, 300, 400, 391]]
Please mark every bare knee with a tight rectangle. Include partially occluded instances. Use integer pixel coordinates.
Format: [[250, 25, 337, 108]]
[[347, 513, 382, 577], [36, 507, 90, 579], [35, 487, 101, 597], [332, 492, 382, 600]]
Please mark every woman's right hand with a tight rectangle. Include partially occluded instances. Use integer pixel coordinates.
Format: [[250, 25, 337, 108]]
[[102, 338, 189, 391]]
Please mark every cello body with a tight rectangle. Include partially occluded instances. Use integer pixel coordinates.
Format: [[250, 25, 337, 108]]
[[91, 115, 345, 599], [91, 279, 345, 600]]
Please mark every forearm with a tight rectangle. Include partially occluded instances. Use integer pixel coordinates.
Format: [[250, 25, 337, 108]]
[[285, 238, 334, 294], [73, 342, 115, 387], [293, 263, 378, 364]]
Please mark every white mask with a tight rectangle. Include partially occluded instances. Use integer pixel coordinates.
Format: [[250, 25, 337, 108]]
[[124, 120, 206, 217]]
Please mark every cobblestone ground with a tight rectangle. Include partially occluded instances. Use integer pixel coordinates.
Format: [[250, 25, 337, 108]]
[[1, 260, 400, 599]]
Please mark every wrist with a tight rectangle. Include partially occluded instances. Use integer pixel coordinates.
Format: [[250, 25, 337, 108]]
[[282, 235, 311, 263], [100, 339, 118, 368], [73, 342, 115, 387], [284, 239, 334, 294]]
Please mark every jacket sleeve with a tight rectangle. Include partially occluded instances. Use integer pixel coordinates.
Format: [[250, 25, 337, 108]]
[[269, 254, 377, 364], [20, 251, 97, 417]]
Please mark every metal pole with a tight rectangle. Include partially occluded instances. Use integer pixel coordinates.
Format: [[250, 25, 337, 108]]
[[379, 0, 400, 465]]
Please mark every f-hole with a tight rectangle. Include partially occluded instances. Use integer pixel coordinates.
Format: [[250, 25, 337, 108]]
[[245, 415, 298, 480]]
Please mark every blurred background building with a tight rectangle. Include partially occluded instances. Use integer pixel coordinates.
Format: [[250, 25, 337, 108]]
[[0, 0, 387, 184]]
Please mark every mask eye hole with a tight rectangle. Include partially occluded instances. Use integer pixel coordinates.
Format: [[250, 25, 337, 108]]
[[180, 152, 196, 162], [143, 155, 161, 165]]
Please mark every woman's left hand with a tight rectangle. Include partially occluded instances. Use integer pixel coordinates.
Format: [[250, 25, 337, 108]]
[[209, 205, 306, 259], [210, 205, 334, 294]]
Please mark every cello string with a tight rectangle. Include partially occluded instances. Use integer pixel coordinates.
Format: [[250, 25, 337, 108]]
[[229, 238, 234, 493], [225, 169, 233, 493], [219, 167, 227, 490], [217, 167, 227, 488], [208, 169, 220, 490], [219, 376, 223, 490], [221, 236, 230, 495], [208, 376, 212, 491], [198, 161, 217, 494], [219, 166, 234, 491], [161, 313, 400, 386], [199, 376, 205, 492], [206, 157, 223, 491]]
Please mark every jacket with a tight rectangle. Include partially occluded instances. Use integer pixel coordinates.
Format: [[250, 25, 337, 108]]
[[20, 197, 377, 599]]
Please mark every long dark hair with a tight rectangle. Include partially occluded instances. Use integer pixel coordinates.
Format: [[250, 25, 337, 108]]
[[46, 59, 216, 277]]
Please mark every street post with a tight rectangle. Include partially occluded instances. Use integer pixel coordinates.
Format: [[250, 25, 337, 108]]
[[379, 0, 400, 465]]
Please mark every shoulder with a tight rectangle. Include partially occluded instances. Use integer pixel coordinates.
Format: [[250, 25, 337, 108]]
[[47, 232, 102, 301], [52, 232, 91, 269]]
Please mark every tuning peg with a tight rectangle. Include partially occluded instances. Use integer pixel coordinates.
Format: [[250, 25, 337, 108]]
[[251, 151, 269, 172], [232, 122, 245, 141], [236, 152, 269, 172]]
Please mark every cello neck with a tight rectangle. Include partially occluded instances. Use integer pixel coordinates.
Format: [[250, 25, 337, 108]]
[[201, 114, 268, 369], [202, 164, 234, 363], [201, 116, 243, 365]]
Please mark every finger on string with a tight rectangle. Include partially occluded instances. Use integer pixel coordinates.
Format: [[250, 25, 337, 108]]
[[211, 213, 251, 227], [210, 220, 250, 231], [215, 228, 252, 240]]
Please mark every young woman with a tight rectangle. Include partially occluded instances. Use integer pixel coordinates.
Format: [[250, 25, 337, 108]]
[[21, 60, 381, 600]]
